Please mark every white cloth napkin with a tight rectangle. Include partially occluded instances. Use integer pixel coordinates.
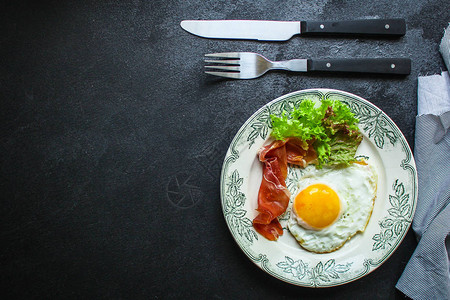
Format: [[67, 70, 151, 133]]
[[417, 72, 450, 116]]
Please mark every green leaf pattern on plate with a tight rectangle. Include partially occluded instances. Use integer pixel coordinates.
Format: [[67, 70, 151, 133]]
[[345, 101, 398, 149], [372, 179, 412, 251], [223, 170, 258, 243], [247, 107, 272, 148], [277, 257, 353, 287]]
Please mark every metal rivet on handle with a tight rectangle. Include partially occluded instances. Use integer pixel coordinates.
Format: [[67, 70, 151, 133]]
[[326, 63, 331, 67], [320, 24, 325, 29], [385, 24, 390, 29], [391, 64, 396, 69]]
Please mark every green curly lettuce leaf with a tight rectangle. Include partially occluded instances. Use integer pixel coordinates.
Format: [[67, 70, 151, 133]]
[[270, 99, 362, 167]]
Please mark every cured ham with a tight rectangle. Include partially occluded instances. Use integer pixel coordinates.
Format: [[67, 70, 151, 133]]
[[253, 138, 317, 241], [285, 137, 318, 167]]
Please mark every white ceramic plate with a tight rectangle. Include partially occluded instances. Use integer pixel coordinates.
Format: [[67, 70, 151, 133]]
[[220, 89, 417, 287]]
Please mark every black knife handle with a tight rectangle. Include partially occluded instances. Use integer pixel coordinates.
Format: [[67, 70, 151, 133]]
[[301, 19, 406, 36], [307, 58, 411, 75]]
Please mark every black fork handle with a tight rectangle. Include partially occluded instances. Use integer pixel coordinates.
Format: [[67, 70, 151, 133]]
[[307, 58, 411, 75]]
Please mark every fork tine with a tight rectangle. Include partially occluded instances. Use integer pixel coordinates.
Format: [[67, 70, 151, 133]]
[[205, 65, 240, 71], [204, 59, 240, 65], [205, 52, 240, 58], [205, 71, 241, 79]]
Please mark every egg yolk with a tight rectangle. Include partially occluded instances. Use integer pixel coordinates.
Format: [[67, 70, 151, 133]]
[[294, 183, 341, 229]]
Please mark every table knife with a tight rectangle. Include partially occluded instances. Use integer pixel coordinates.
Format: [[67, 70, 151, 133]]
[[180, 19, 406, 41]]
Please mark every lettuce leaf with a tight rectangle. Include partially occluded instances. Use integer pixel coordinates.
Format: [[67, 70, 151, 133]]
[[270, 99, 362, 167]]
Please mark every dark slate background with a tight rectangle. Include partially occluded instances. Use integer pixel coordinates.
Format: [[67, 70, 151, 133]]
[[1, 0, 448, 299]]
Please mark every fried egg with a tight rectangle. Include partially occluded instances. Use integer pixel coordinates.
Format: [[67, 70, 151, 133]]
[[287, 162, 377, 253]]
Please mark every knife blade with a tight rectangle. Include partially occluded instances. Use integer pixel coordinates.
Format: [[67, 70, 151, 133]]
[[180, 19, 406, 41]]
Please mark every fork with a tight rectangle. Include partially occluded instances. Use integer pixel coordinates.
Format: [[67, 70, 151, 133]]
[[204, 52, 411, 79]]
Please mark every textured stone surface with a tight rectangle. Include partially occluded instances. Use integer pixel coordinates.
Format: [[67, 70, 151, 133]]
[[0, 0, 448, 298]]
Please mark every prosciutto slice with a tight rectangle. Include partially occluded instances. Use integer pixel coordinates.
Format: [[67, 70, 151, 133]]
[[285, 138, 318, 167], [253, 138, 317, 241]]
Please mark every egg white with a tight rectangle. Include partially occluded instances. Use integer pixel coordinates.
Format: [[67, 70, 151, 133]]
[[287, 162, 378, 253]]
